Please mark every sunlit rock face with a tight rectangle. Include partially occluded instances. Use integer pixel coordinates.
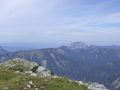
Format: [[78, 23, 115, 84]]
[[0, 58, 52, 77], [112, 76, 120, 90]]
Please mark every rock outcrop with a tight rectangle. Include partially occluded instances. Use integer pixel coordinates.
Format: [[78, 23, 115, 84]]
[[0, 58, 52, 77]]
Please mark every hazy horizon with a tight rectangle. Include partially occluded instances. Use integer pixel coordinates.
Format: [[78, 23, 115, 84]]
[[1, 41, 120, 50]]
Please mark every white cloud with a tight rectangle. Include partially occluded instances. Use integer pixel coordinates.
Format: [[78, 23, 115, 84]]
[[0, 0, 120, 45], [99, 12, 120, 24], [0, 0, 58, 24]]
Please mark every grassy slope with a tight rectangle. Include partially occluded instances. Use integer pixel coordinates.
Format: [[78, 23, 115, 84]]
[[0, 68, 88, 90]]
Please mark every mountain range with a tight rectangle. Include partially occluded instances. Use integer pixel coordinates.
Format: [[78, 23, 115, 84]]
[[0, 42, 120, 90]]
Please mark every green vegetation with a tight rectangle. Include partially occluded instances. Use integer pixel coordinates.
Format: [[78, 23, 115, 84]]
[[0, 68, 88, 90], [0, 59, 38, 72]]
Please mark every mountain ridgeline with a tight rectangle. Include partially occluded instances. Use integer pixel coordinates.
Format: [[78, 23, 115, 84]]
[[0, 42, 120, 90]]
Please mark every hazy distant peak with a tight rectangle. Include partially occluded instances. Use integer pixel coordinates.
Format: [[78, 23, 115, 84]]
[[68, 41, 88, 50]]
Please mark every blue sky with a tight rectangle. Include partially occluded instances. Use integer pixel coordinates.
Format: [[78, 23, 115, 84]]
[[0, 0, 120, 46]]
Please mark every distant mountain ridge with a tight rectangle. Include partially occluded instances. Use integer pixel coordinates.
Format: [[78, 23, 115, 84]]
[[0, 42, 120, 90]]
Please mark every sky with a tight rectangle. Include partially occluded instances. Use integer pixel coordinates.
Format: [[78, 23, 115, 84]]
[[0, 0, 120, 47]]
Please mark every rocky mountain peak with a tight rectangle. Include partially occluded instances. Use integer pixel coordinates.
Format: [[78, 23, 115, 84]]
[[68, 41, 88, 50], [0, 58, 52, 77]]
